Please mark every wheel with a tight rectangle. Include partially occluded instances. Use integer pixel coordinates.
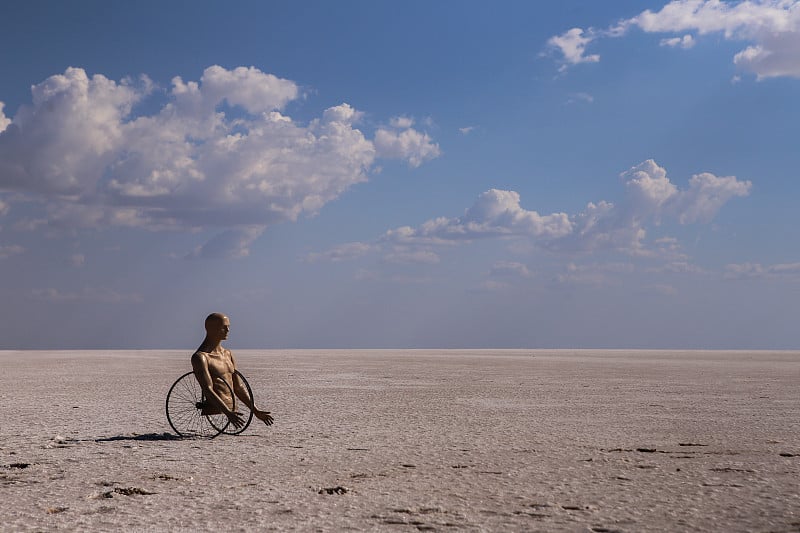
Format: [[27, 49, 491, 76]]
[[166, 371, 231, 438], [211, 370, 254, 435]]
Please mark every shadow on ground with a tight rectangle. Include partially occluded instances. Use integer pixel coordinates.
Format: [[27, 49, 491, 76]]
[[94, 433, 183, 442]]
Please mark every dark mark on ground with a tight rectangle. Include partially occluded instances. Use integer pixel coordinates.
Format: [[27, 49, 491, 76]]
[[101, 487, 156, 498], [701, 450, 740, 456], [8, 463, 30, 469], [152, 474, 181, 481], [710, 467, 754, 473], [318, 486, 348, 495], [679, 443, 709, 447], [779, 453, 797, 457]]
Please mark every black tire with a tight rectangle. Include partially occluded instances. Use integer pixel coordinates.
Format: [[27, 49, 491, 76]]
[[165, 371, 230, 438], [212, 370, 254, 435]]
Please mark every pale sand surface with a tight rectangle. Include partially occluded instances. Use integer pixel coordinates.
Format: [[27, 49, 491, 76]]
[[1, 349, 798, 532]]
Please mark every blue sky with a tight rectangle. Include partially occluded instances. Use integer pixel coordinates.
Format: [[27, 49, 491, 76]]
[[1, 1, 798, 349]]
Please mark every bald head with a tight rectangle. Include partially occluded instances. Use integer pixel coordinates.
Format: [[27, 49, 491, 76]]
[[204, 313, 230, 342], [205, 312, 227, 330]]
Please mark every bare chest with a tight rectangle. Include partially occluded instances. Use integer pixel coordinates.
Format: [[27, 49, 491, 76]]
[[204, 352, 234, 380]]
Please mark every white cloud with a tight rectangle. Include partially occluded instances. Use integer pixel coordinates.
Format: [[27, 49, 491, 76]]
[[672, 171, 752, 223], [459, 126, 476, 135], [378, 160, 750, 257], [382, 189, 573, 245], [0, 102, 10, 133], [561, 160, 749, 253], [374, 124, 441, 168], [174, 65, 298, 115], [660, 34, 695, 48], [0, 66, 440, 258], [389, 116, 414, 129], [549, 0, 800, 79], [547, 27, 601, 69]]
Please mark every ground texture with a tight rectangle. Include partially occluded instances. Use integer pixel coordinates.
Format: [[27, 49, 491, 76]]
[[1, 349, 798, 532]]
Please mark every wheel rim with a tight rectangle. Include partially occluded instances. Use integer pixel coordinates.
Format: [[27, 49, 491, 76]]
[[166, 372, 230, 438]]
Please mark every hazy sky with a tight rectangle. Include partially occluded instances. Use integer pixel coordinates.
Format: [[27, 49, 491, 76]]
[[1, 1, 799, 349]]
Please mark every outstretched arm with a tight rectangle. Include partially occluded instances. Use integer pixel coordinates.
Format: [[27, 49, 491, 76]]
[[231, 354, 274, 426], [191, 352, 245, 428]]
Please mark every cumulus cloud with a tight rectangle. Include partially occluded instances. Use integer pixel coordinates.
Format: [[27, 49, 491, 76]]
[[173, 65, 298, 114], [547, 28, 601, 69], [382, 189, 573, 246], [389, 116, 415, 129], [313, 159, 749, 264], [374, 122, 441, 168], [660, 34, 696, 48], [556, 159, 749, 253], [548, 0, 800, 78], [0, 66, 440, 257]]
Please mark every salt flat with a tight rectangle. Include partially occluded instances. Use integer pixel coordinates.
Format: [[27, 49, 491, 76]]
[[0, 349, 798, 532]]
